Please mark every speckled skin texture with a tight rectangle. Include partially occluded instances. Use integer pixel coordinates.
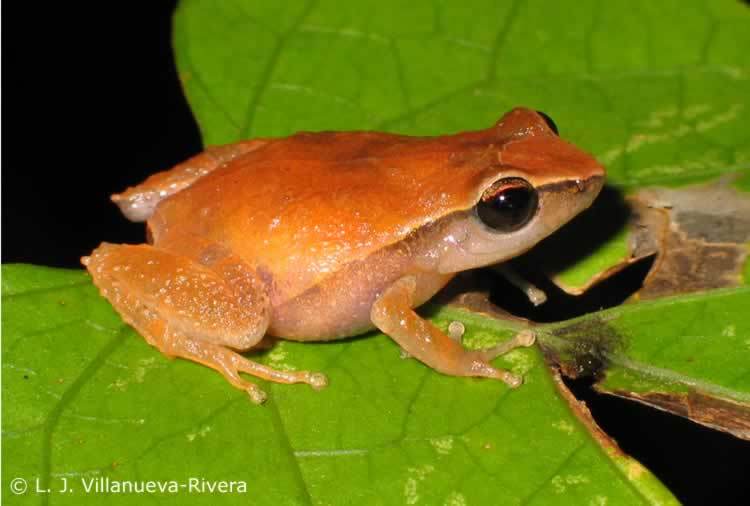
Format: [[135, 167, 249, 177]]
[[84, 108, 605, 402]]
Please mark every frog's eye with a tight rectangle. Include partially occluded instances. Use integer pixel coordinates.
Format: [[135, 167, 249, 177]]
[[536, 111, 559, 135], [476, 177, 538, 232]]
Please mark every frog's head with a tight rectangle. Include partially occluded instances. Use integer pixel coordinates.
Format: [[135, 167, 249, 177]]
[[435, 108, 605, 273]]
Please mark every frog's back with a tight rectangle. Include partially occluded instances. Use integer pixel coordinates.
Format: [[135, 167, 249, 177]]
[[148, 128, 498, 301], [149, 112, 602, 302], [149, 132, 491, 298]]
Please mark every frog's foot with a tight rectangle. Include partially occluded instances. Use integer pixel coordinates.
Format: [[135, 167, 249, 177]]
[[443, 321, 534, 385], [160, 335, 328, 404], [83, 242, 327, 403], [371, 276, 527, 388]]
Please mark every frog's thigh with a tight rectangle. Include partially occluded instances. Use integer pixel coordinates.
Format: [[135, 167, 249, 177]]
[[84, 243, 326, 403], [112, 139, 267, 222], [371, 276, 527, 387]]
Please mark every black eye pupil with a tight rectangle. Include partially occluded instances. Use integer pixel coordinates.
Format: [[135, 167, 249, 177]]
[[476, 178, 538, 232], [536, 110, 559, 135]]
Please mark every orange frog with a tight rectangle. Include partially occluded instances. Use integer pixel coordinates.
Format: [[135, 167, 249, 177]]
[[83, 108, 604, 403]]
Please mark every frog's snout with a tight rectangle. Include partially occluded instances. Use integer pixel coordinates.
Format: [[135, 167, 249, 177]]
[[579, 174, 605, 205], [582, 174, 605, 194], [575, 174, 605, 215]]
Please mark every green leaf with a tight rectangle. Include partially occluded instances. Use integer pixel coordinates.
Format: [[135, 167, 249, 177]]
[[550, 226, 631, 295], [2, 264, 676, 505], [537, 288, 750, 439]]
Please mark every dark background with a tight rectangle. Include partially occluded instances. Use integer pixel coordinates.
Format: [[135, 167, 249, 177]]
[[2, 3, 748, 504], [2, 2, 201, 265]]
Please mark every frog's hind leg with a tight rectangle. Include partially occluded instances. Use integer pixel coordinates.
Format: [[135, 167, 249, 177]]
[[112, 139, 268, 222], [82, 242, 327, 403]]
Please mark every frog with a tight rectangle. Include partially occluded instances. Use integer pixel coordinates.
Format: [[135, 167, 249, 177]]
[[82, 108, 604, 403]]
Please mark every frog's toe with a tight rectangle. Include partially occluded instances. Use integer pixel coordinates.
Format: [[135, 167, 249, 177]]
[[464, 356, 524, 388], [232, 356, 329, 392], [305, 372, 328, 390], [517, 329, 536, 347], [246, 385, 268, 404], [502, 372, 523, 388], [479, 330, 536, 361], [447, 321, 466, 342], [220, 366, 267, 403]]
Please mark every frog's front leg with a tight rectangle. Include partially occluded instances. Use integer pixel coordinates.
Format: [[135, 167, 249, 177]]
[[112, 139, 268, 222], [82, 242, 326, 403], [371, 276, 534, 387]]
